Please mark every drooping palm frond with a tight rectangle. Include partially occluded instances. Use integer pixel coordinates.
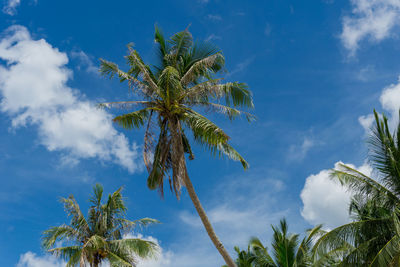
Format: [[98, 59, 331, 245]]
[[201, 102, 256, 122], [182, 109, 230, 147], [113, 108, 151, 130], [250, 237, 276, 266], [42, 225, 80, 249], [125, 45, 159, 95], [331, 163, 399, 206]]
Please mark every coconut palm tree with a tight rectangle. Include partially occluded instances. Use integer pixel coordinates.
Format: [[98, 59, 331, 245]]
[[228, 219, 327, 267], [99, 26, 254, 267], [42, 184, 159, 267], [312, 110, 400, 266]]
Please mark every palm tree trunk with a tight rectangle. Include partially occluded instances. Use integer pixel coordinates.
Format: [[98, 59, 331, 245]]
[[169, 119, 237, 267], [182, 172, 237, 267]]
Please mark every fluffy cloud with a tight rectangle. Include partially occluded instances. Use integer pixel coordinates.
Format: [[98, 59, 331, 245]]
[[2, 0, 21, 15], [341, 0, 400, 54], [0, 25, 140, 172], [300, 162, 372, 229], [16, 252, 65, 267]]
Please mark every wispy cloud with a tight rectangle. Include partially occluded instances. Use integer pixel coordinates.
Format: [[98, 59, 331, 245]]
[[206, 14, 222, 21], [288, 137, 316, 162], [341, 0, 400, 55], [205, 34, 222, 42], [0, 25, 141, 172], [2, 0, 21, 15], [70, 50, 98, 74], [228, 57, 255, 77]]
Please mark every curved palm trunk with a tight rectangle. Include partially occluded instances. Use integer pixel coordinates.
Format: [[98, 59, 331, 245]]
[[169, 119, 237, 267], [182, 172, 237, 267]]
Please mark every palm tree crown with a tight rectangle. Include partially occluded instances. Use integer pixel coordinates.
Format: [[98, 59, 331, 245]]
[[229, 219, 326, 267], [42, 184, 159, 267], [99, 25, 254, 198]]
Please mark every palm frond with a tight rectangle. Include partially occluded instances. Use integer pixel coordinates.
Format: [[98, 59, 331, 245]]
[[331, 163, 399, 205], [216, 82, 254, 108], [42, 225, 80, 249], [98, 100, 153, 110], [99, 59, 149, 94], [168, 28, 193, 61], [369, 110, 400, 196], [113, 108, 150, 130], [109, 238, 158, 259], [157, 66, 182, 101], [180, 53, 224, 86], [125, 46, 159, 95], [200, 102, 256, 122]]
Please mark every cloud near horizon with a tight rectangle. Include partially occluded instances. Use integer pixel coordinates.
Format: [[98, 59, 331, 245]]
[[0, 25, 141, 173]]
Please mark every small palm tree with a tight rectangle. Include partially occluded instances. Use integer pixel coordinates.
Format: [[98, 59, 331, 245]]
[[312, 110, 400, 266], [229, 219, 326, 267], [99, 26, 254, 267], [42, 184, 159, 267]]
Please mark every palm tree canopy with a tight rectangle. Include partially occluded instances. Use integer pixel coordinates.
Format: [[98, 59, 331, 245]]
[[42, 184, 159, 267], [229, 219, 326, 267], [99, 25, 254, 198], [312, 110, 400, 266]]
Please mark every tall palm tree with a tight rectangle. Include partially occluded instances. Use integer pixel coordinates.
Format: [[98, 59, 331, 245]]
[[312, 110, 400, 266], [228, 219, 327, 267], [99, 26, 254, 266], [42, 184, 159, 267]]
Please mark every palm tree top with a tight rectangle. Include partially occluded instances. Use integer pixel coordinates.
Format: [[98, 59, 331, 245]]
[[99, 25, 255, 198], [42, 184, 159, 267]]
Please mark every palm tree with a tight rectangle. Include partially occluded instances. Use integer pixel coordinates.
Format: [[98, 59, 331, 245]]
[[229, 219, 326, 267], [312, 110, 400, 266], [99, 26, 254, 266], [42, 184, 159, 267]]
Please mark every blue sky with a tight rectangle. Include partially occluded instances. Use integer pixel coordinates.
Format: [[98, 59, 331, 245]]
[[2, 0, 400, 266]]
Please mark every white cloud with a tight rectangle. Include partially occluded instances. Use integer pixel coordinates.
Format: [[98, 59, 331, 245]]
[[341, 0, 400, 54], [70, 50, 98, 74], [0, 25, 141, 172], [16, 252, 65, 267], [2, 0, 20, 15], [288, 137, 315, 161], [300, 161, 372, 229]]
